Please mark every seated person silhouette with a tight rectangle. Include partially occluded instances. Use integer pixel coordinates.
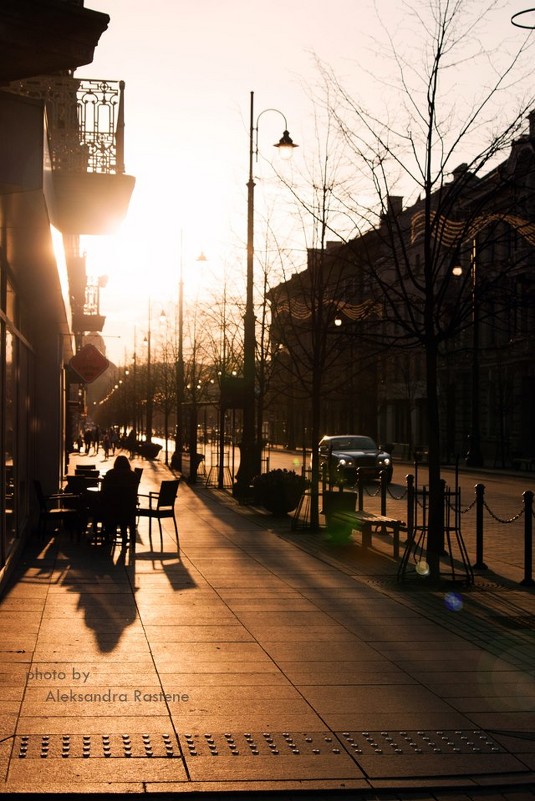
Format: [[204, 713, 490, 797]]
[[99, 455, 139, 544]]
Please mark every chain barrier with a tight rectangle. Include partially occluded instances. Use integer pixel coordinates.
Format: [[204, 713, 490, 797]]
[[363, 483, 381, 498], [453, 496, 476, 515], [387, 485, 407, 501], [398, 477, 532, 585], [317, 462, 533, 585], [482, 498, 525, 525]]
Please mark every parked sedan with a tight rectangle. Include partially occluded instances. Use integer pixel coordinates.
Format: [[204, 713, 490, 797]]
[[319, 434, 393, 485]]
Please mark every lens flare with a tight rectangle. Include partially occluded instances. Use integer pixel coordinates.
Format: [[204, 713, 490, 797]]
[[444, 591, 463, 612], [415, 560, 430, 576]]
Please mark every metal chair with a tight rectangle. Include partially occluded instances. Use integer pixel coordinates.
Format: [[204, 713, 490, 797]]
[[33, 480, 82, 538], [137, 478, 180, 544], [94, 469, 141, 545]]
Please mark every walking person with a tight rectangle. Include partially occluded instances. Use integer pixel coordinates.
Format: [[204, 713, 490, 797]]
[[110, 427, 119, 455], [125, 428, 137, 459], [83, 428, 93, 455], [102, 430, 111, 460]]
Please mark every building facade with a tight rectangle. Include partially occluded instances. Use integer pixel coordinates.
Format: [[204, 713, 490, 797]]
[[0, 0, 135, 592], [267, 121, 535, 467]]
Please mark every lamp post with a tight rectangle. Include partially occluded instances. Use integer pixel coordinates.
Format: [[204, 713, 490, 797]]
[[132, 327, 138, 437], [171, 244, 206, 472], [233, 90, 298, 500], [143, 301, 153, 443], [465, 238, 483, 467], [171, 242, 185, 471], [452, 236, 483, 467]]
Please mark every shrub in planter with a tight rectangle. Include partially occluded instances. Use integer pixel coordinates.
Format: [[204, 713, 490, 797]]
[[138, 442, 162, 460], [252, 469, 308, 516], [323, 489, 358, 540]]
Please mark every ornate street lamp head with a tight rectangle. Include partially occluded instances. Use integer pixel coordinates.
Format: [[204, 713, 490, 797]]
[[274, 130, 298, 160]]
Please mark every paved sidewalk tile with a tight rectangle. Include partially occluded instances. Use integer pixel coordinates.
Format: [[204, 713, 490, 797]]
[[0, 450, 533, 796]]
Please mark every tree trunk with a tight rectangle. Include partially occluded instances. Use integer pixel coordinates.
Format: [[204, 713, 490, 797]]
[[425, 340, 444, 581], [309, 369, 323, 530]]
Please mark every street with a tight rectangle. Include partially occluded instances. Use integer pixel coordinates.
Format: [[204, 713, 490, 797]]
[[177, 441, 533, 582], [152, 436, 534, 515]]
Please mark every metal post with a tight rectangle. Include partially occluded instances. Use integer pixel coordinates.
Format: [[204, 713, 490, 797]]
[[357, 469, 364, 512], [406, 474, 414, 542], [233, 92, 260, 500], [116, 81, 125, 174], [145, 301, 152, 443], [171, 237, 184, 472], [465, 238, 483, 466], [233, 91, 297, 500], [473, 483, 487, 570], [217, 404, 225, 489], [521, 490, 534, 586], [380, 469, 387, 516]]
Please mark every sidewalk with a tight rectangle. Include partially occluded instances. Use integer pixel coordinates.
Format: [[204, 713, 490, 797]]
[[0, 449, 533, 796]]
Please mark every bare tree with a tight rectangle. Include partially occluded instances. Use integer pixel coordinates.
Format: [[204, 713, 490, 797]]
[[312, 0, 535, 578], [201, 275, 245, 486], [266, 104, 388, 529]]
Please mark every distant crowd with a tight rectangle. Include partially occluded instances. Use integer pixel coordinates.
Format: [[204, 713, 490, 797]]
[[75, 426, 131, 460]]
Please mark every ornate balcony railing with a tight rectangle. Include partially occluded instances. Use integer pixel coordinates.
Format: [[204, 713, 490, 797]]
[[7, 75, 125, 174]]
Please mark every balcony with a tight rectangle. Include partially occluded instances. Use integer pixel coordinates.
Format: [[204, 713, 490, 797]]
[[4, 75, 135, 234], [72, 277, 107, 335]]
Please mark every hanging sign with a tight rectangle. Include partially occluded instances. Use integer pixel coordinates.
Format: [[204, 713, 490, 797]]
[[69, 344, 110, 383]]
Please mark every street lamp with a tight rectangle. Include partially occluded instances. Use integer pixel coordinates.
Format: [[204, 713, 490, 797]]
[[465, 238, 483, 467], [234, 90, 298, 500], [171, 244, 207, 472], [452, 238, 483, 467], [142, 302, 166, 443], [143, 301, 152, 443]]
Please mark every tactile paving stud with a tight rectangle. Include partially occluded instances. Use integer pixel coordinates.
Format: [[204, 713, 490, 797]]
[[40, 736, 50, 759], [162, 734, 174, 757], [18, 736, 29, 759], [142, 734, 152, 750], [102, 735, 112, 757], [61, 735, 70, 758], [122, 734, 132, 757]]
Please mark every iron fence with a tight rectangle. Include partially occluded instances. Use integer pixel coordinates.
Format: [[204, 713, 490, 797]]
[[325, 469, 534, 586]]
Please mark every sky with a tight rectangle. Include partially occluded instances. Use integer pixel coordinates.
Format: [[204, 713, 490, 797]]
[[78, 0, 534, 366]]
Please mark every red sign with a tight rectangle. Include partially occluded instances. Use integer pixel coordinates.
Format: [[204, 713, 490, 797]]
[[69, 344, 109, 383]]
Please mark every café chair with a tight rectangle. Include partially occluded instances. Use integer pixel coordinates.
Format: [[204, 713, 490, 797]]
[[92, 481, 138, 546], [137, 478, 180, 545], [74, 466, 100, 488], [34, 480, 82, 539]]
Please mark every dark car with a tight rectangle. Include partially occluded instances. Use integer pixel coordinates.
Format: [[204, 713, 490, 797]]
[[319, 434, 393, 485]]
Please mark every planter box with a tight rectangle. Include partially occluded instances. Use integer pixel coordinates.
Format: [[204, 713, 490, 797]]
[[322, 490, 357, 525], [138, 442, 162, 460], [253, 470, 308, 516]]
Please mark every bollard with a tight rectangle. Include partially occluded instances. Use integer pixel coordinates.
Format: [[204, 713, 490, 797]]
[[397, 474, 415, 581], [521, 490, 534, 587], [406, 474, 414, 543], [380, 469, 387, 516], [473, 483, 487, 570], [357, 469, 364, 511]]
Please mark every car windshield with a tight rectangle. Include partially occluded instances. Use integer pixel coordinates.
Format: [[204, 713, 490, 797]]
[[330, 436, 376, 450]]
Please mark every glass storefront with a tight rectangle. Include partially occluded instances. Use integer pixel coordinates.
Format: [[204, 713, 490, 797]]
[[1, 273, 34, 570]]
